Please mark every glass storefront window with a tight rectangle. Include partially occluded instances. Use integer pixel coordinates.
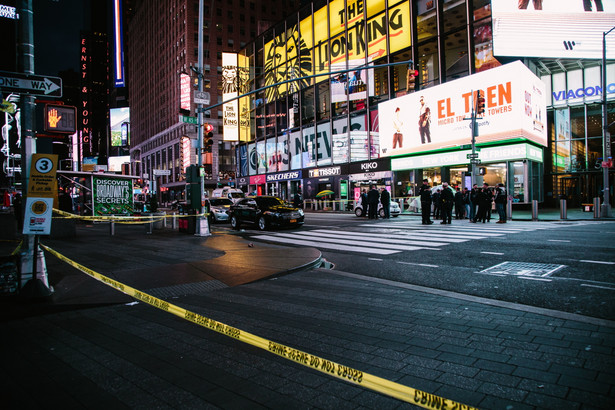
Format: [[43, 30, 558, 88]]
[[443, 0, 467, 31], [290, 130, 303, 170], [256, 140, 267, 174], [316, 81, 331, 121], [482, 163, 506, 187], [317, 121, 332, 166], [417, 39, 439, 89], [511, 161, 525, 202], [255, 97, 265, 139], [301, 86, 315, 124], [303, 124, 317, 168], [332, 115, 349, 164], [276, 97, 288, 131], [289, 92, 300, 129], [444, 29, 469, 81], [416, 0, 437, 42], [391, 50, 413, 97], [570, 106, 585, 139], [350, 111, 369, 162], [371, 59, 389, 104], [265, 103, 276, 137]]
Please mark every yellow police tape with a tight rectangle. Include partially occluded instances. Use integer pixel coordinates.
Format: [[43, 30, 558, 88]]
[[52, 208, 209, 224], [39, 243, 477, 410]]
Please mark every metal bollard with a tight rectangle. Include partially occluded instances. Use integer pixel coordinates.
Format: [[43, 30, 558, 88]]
[[146, 215, 153, 234], [172, 212, 177, 230], [560, 199, 567, 219], [162, 211, 167, 228], [531, 199, 539, 221], [593, 197, 601, 218], [506, 199, 513, 221], [109, 221, 115, 236]]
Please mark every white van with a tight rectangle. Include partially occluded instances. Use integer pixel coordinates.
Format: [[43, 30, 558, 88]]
[[211, 186, 245, 203]]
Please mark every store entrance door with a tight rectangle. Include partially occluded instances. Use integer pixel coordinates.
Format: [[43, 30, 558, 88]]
[[559, 176, 581, 207]]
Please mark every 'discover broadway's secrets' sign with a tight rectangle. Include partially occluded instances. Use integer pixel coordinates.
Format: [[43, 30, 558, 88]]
[[93, 176, 133, 215]]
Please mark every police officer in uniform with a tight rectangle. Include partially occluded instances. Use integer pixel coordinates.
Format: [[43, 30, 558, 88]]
[[418, 179, 433, 225]]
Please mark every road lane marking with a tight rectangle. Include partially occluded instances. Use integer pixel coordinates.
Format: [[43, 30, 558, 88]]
[[580, 283, 615, 291], [481, 251, 504, 255], [579, 260, 615, 265], [397, 261, 439, 268], [251, 235, 402, 255]]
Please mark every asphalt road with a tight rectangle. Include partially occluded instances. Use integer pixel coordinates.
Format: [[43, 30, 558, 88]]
[[223, 213, 615, 321]]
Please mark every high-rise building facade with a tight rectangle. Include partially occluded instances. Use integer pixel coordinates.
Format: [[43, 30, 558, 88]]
[[125, 0, 301, 202], [232, 0, 614, 209]]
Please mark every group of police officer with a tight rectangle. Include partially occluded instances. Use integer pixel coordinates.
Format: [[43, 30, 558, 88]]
[[418, 179, 508, 225]]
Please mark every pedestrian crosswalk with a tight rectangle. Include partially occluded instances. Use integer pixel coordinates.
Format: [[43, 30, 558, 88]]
[[249, 220, 579, 255]]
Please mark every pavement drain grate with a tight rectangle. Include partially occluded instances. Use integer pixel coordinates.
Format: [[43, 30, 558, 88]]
[[480, 261, 566, 278]]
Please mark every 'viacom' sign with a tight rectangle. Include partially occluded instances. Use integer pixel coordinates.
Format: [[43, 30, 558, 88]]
[[378, 61, 548, 158], [263, 0, 410, 101]]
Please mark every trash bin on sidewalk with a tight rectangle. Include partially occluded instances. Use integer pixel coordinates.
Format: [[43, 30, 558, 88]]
[[178, 208, 196, 234]]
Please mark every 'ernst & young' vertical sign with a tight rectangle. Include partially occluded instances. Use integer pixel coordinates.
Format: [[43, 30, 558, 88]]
[[80, 33, 92, 155]]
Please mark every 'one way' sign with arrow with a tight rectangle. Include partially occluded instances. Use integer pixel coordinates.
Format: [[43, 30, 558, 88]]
[[0, 70, 62, 97]]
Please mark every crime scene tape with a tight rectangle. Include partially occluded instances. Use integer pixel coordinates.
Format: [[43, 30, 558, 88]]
[[0, 239, 23, 256], [39, 243, 477, 410], [52, 208, 209, 224]]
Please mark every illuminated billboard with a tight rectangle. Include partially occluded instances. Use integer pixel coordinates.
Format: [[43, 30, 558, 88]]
[[112, 0, 125, 87], [222, 52, 250, 142], [263, 0, 410, 101], [330, 59, 375, 103], [180, 73, 191, 112], [110, 107, 130, 147], [491, 0, 615, 59], [378, 61, 547, 158], [108, 155, 130, 172]]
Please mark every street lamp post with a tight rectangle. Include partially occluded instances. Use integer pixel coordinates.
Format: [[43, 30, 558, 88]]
[[602, 26, 614, 218]]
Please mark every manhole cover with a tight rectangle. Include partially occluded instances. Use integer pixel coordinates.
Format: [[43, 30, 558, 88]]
[[480, 261, 566, 277]]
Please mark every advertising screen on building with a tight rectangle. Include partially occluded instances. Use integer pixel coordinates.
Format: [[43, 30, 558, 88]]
[[180, 73, 191, 112], [491, 0, 615, 59], [108, 155, 130, 172], [110, 107, 130, 147], [93, 176, 133, 215], [112, 0, 125, 87], [330, 59, 375, 103], [263, 0, 410, 102], [222, 52, 250, 142], [378, 61, 547, 158]]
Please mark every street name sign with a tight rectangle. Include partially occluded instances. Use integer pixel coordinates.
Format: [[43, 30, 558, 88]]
[[153, 169, 171, 176], [179, 115, 197, 124], [0, 71, 62, 97]]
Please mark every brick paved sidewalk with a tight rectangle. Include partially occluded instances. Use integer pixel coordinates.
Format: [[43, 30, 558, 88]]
[[2, 267, 614, 409]]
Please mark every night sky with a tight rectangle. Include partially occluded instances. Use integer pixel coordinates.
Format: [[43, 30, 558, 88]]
[[0, 0, 89, 76], [33, 0, 89, 75]]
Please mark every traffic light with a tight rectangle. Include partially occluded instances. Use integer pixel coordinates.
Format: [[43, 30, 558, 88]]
[[406, 68, 418, 92], [203, 123, 214, 153], [476, 90, 485, 116]]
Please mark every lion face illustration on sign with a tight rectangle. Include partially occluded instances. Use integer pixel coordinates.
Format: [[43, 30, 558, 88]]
[[264, 26, 312, 101]]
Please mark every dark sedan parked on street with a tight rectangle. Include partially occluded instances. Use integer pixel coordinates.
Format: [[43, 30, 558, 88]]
[[229, 196, 304, 230]]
